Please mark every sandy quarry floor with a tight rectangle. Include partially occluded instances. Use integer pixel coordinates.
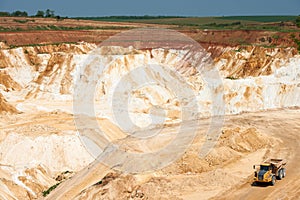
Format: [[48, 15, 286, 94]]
[[45, 108, 300, 200], [1, 107, 298, 199], [210, 108, 300, 200], [201, 108, 300, 200]]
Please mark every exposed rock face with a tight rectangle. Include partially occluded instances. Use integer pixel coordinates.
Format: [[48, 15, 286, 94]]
[[0, 42, 299, 199], [0, 43, 299, 116]]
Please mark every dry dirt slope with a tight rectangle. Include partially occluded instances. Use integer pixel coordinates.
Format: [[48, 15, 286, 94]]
[[1, 108, 299, 200], [43, 109, 300, 200]]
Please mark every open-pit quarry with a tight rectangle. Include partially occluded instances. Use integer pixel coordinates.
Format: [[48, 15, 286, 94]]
[[0, 27, 300, 200]]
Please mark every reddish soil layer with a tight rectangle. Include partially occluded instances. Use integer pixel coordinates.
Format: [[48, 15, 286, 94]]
[[0, 29, 298, 48], [0, 17, 299, 49]]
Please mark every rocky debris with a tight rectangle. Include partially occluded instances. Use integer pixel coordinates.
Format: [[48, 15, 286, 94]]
[[55, 171, 74, 182]]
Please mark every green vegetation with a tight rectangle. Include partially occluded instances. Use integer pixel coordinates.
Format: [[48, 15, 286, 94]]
[[290, 33, 300, 53], [204, 21, 241, 27], [0, 10, 28, 17], [272, 35, 280, 40], [13, 19, 35, 23], [35, 10, 45, 18], [259, 44, 277, 48], [226, 76, 238, 80], [42, 182, 61, 197], [75, 15, 186, 22], [218, 16, 297, 22], [233, 47, 244, 52], [74, 15, 300, 32], [296, 16, 300, 27], [0, 12, 10, 17], [0, 26, 23, 31], [75, 15, 296, 24], [45, 9, 55, 18], [8, 42, 77, 49], [76, 16, 243, 26], [35, 9, 62, 18], [0, 25, 130, 32], [0, 10, 299, 32], [0, 9, 59, 18], [11, 10, 28, 17]]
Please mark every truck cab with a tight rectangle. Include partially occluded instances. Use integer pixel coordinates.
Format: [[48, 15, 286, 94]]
[[253, 159, 286, 186]]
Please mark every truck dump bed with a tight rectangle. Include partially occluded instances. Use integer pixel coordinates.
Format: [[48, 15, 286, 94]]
[[264, 159, 286, 168]]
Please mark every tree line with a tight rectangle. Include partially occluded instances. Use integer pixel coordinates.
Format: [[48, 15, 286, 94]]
[[296, 16, 300, 27], [0, 9, 58, 18]]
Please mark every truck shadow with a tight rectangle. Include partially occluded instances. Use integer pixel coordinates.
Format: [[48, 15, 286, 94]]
[[251, 182, 271, 187]]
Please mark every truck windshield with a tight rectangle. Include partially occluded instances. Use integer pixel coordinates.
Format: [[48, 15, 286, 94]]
[[260, 165, 269, 171]]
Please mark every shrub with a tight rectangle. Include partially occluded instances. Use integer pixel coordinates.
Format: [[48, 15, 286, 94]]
[[42, 182, 61, 197]]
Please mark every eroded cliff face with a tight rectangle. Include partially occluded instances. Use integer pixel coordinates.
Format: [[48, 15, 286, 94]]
[[0, 43, 299, 199], [0, 43, 299, 115]]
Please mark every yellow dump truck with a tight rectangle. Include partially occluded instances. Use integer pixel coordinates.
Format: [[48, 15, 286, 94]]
[[253, 158, 286, 186]]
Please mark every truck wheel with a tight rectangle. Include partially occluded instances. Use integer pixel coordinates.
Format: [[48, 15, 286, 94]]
[[277, 169, 283, 180], [271, 175, 276, 186], [282, 168, 286, 178]]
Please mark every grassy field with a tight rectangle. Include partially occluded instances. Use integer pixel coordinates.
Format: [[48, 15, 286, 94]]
[[75, 15, 299, 31], [76, 15, 298, 23], [218, 16, 297, 22], [0, 15, 298, 32], [0, 15, 299, 48]]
